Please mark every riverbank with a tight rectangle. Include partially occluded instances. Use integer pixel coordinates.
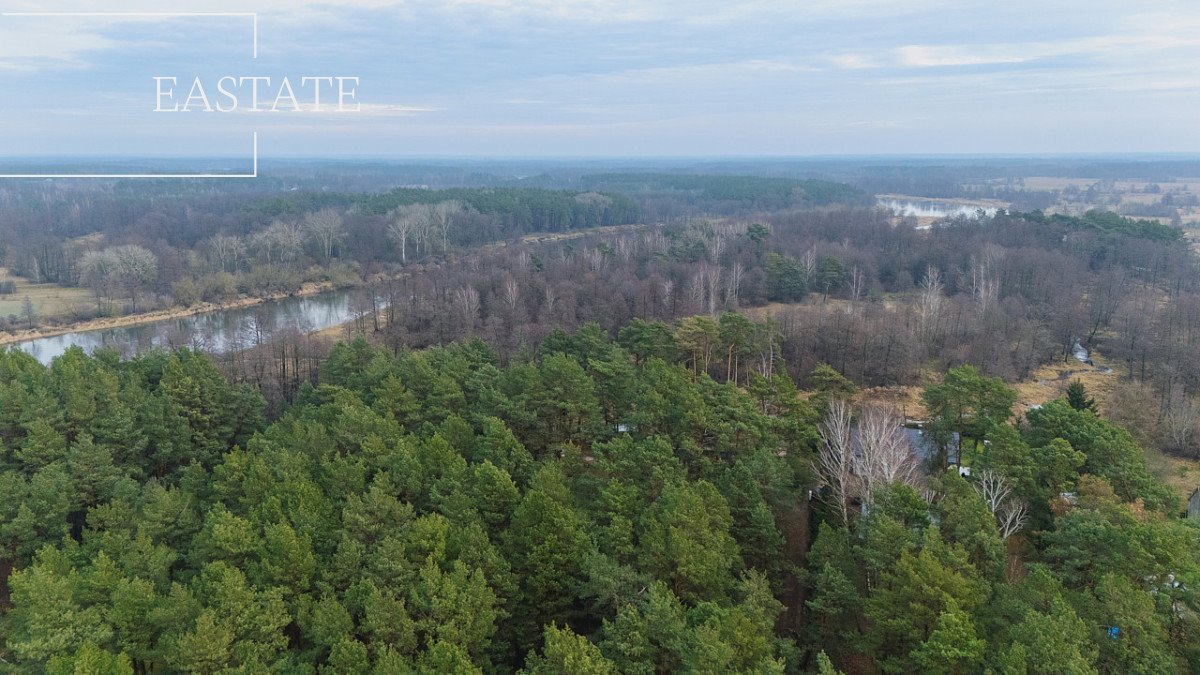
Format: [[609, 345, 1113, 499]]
[[0, 279, 350, 348], [0, 221, 656, 350], [876, 193, 1010, 209]]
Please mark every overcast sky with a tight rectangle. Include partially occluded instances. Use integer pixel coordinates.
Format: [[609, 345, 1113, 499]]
[[1, 0, 1198, 158]]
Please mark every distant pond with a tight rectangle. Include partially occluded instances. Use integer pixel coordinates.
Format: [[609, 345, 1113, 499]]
[[879, 198, 999, 220]]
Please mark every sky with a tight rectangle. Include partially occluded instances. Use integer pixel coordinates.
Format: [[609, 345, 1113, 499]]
[[0, 0, 1198, 159]]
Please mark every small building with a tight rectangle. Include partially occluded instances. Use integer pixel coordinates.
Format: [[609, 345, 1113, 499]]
[[1188, 489, 1200, 519]]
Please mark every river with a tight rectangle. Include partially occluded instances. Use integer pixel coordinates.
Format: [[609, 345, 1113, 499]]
[[12, 287, 373, 365]]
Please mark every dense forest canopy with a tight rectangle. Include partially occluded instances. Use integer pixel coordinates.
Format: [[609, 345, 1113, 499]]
[[1, 322, 1198, 672]]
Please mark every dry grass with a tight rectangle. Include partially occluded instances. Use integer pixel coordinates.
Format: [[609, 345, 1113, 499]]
[[1017, 176, 1102, 191], [1011, 355, 1119, 414], [967, 177, 1200, 226], [1145, 448, 1199, 502], [858, 384, 929, 420], [520, 223, 648, 244], [861, 353, 1121, 418], [0, 269, 92, 321]]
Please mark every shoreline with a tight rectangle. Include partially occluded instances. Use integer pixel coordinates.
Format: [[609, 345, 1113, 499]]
[[0, 279, 347, 348], [0, 222, 651, 349]]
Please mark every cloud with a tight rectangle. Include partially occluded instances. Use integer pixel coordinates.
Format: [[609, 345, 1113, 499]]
[[896, 44, 1033, 68], [0, 20, 117, 69], [225, 102, 439, 117], [896, 33, 1200, 69], [827, 53, 876, 70], [1, 0, 1199, 156]]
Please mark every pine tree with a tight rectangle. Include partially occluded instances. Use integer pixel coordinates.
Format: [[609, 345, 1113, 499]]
[[1066, 380, 1097, 414]]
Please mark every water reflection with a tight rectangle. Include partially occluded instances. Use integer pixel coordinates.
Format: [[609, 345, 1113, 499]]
[[15, 288, 376, 365], [880, 199, 998, 219]]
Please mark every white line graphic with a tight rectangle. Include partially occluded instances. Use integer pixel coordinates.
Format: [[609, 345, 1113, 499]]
[[0, 12, 260, 178]]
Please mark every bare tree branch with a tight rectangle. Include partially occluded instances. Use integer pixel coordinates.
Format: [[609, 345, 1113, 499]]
[[856, 404, 922, 504], [815, 399, 856, 526], [972, 469, 1028, 539]]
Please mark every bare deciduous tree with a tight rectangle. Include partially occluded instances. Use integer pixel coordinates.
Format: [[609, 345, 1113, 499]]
[[919, 265, 944, 340], [710, 234, 726, 261], [972, 469, 1029, 539], [305, 208, 345, 263], [81, 245, 159, 313], [801, 246, 818, 287], [723, 262, 744, 308], [582, 248, 607, 273], [207, 234, 245, 274], [112, 245, 158, 311], [849, 265, 866, 304], [387, 205, 425, 264], [973, 469, 1013, 513], [502, 276, 521, 314], [515, 250, 531, 276], [659, 278, 675, 316], [969, 246, 1002, 314], [266, 220, 305, 266], [700, 264, 722, 315], [21, 296, 36, 329], [1164, 392, 1200, 452], [614, 237, 635, 262], [431, 200, 466, 253], [815, 399, 856, 526], [542, 285, 559, 320], [855, 404, 921, 503], [996, 500, 1029, 539], [453, 285, 481, 334]]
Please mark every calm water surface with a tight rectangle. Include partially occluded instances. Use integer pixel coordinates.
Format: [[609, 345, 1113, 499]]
[[14, 288, 373, 365], [879, 198, 999, 219]]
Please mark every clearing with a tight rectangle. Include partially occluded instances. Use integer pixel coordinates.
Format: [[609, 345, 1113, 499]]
[[0, 269, 92, 322]]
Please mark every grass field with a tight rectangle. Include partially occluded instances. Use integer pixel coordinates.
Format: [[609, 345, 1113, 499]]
[[971, 176, 1200, 225], [0, 269, 92, 322]]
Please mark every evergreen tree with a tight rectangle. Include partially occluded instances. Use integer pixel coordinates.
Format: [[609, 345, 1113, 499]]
[[1066, 380, 1098, 414]]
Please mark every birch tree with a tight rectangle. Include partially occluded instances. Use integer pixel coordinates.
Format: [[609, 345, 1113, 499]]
[[855, 405, 921, 505], [972, 469, 1028, 539], [918, 265, 944, 341], [431, 200, 466, 253], [815, 399, 856, 526], [387, 205, 423, 264], [305, 208, 345, 263], [453, 285, 481, 334]]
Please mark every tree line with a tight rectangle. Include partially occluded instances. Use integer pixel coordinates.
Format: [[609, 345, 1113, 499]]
[[270, 204, 1200, 457]]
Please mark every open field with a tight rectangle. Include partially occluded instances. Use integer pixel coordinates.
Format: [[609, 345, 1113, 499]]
[[1011, 353, 1119, 414], [973, 176, 1200, 225], [1147, 449, 1199, 503], [0, 269, 92, 321]]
